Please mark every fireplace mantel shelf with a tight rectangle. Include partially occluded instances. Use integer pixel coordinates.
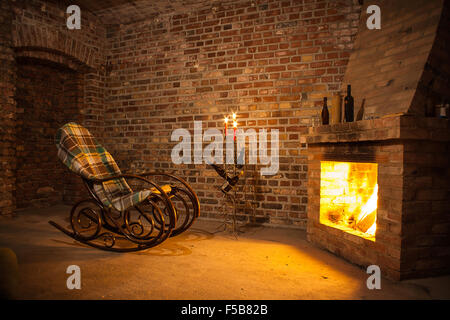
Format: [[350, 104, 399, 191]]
[[303, 115, 449, 145]]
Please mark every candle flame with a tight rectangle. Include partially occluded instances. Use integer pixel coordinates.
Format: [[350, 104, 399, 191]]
[[232, 112, 236, 120], [224, 116, 229, 124], [233, 120, 237, 128]]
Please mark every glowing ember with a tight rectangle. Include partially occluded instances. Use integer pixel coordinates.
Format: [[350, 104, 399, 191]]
[[320, 161, 378, 240]]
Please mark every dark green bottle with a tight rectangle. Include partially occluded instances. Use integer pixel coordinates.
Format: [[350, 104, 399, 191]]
[[344, 84, 354, 122], [321, 97, 329, 125]]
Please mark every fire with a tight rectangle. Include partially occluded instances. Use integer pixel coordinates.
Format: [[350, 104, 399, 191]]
[[319, 161, 378, 240], [356, 184, 378, 236]]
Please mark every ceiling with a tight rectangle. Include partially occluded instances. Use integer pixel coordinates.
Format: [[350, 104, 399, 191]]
[[70, 0, 211, 25]]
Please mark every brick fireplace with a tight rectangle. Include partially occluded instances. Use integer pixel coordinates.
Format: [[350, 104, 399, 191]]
[[305, 0, 450, 280]]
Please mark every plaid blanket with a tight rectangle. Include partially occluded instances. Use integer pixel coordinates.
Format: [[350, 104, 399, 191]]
[[55, 122, 151, 211]]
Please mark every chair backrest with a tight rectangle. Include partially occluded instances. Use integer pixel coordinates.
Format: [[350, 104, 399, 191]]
[[55, 122, 132, 209]]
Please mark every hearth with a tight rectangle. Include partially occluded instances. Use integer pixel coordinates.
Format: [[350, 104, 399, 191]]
[[305, 116, 450, 280]]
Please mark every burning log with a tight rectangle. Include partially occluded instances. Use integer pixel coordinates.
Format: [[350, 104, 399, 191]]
[[356, 209, 376, 233], [355, 184, 378, 235]]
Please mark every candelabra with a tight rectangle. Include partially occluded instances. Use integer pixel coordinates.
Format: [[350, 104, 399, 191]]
[[207, 112, 254, 236], [208, 150, 245, 235]]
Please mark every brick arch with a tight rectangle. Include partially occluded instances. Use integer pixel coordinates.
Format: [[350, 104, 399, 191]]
[[13, 48, 90, 72], [12, 23, 97, 70]]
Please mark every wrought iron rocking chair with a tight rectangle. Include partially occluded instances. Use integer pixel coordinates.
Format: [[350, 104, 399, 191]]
[[49, 122, 200, 252]]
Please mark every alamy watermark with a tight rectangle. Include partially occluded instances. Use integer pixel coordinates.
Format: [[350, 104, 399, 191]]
[[171, 121, 279, 176], [366, 265, 381, 289], [66, 5, 81, 30], [66, 4, 381, 30], [66, 265, 81, 290], [366, 5, 381, 30]]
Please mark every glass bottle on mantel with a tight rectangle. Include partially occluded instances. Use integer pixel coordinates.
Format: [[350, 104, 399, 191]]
[[331, 92, 342, 124], [344, 84, 354, 122], [321, 97, 329, 125]]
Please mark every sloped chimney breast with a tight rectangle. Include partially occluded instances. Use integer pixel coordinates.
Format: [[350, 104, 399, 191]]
[[342, 0, 444, 118]]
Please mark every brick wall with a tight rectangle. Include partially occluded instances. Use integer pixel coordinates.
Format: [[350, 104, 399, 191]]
[[14, 60, 82, 208], [104, 0, 362, 227], [11, 0, 105, 69], [0, 0, 16, 216], [11, 0, 108, 138], [0, 0, 109, 213]]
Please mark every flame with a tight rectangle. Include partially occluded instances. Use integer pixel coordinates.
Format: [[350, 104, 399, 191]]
[[366, 222, 376, 236], [356, 184, 378, 236], [224, 116, 229, 124], [233, 120, 237, 128], [320, 161, 378, 240]]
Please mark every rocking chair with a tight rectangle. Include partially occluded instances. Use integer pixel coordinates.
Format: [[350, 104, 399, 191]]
[[49, 122, 200, 252]]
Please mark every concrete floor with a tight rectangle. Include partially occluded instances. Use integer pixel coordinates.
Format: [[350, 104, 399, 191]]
[[0, 205, 449, 300]]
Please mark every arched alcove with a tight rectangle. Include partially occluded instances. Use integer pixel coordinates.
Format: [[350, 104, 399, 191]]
[[13, 51, 88, 209]]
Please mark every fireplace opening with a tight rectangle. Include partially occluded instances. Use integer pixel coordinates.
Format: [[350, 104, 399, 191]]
[[319, 161, 378, 241]]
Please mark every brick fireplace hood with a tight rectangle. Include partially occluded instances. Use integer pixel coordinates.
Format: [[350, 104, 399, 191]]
[[342, 0, 448, 119], [305, 0, 450, 280]]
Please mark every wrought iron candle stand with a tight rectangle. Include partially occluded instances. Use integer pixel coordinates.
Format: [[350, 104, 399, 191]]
[[212, 112, 257, 237], [216, 163, 241, 236], [214, 147, 256, 237]]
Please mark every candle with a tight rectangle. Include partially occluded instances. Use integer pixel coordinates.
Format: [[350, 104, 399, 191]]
[[224, 116, 229, 136], [232, 113, 237, 140]]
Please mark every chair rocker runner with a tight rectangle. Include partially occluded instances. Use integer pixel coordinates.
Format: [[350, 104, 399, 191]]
[[49, 122, 200, 252]]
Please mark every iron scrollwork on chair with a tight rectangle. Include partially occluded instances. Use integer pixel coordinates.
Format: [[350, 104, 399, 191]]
[[49, 122, 200, 252]]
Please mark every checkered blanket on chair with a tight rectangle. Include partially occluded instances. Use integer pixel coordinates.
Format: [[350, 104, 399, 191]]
[[55, 122, 151, 211]]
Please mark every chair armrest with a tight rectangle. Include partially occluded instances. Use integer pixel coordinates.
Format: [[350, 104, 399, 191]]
[[136, 172, 200, 214], [89, 174, 175, 212]]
